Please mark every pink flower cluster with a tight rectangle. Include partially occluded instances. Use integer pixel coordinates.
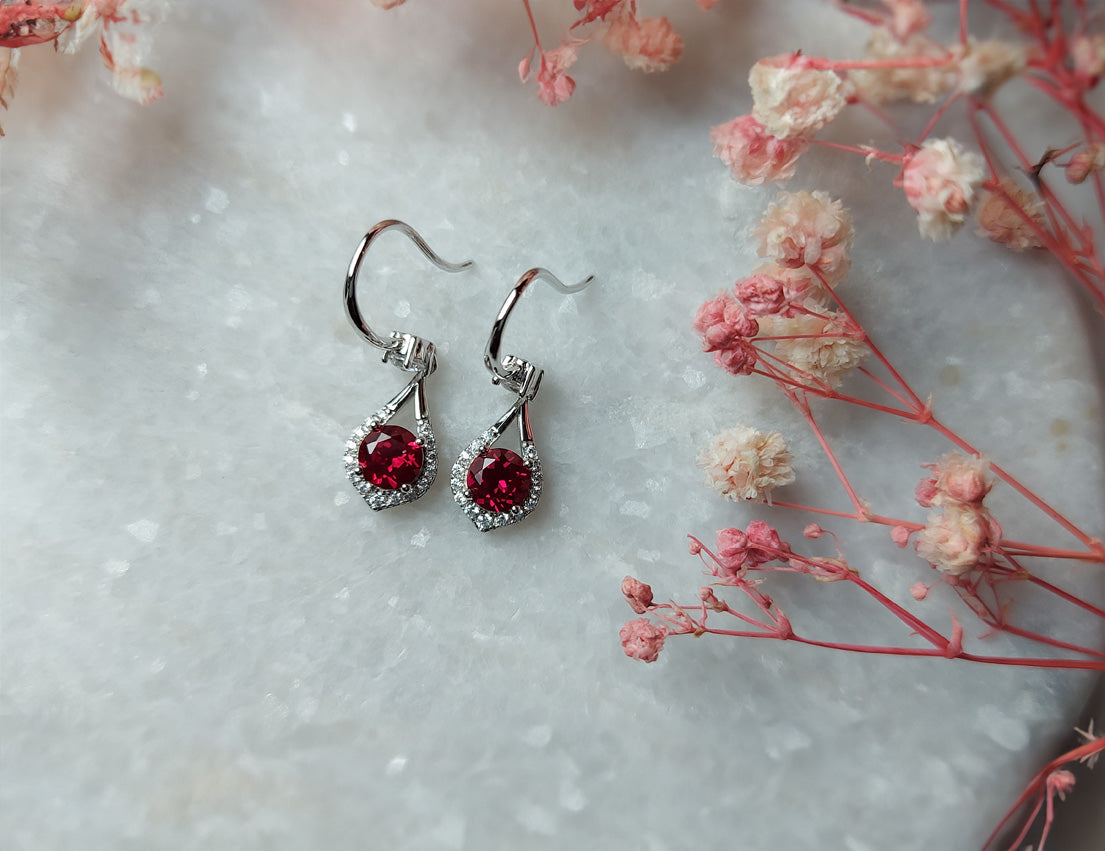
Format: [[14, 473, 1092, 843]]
[[518, 0, 703, 106], [712, 52, 850, 185], [695, 191, 868, 389], [714, 521, 791, 580], [906, 453, 1002, 577]]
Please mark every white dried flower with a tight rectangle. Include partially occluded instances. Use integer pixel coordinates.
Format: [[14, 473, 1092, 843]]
[[915, 503, 998, 576], [697, 426, 796, 502], [852, 28, 955, 104], [754, 190, 854, 285], [750, 54, 849, 139], [955, 39, 1027, 96], [899, 138, 985, 241], [771, 313, 869, 388]]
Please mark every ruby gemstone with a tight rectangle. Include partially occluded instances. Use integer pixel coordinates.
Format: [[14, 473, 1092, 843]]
[[466, 448, 531, 513], [358, 425, 423, 489]]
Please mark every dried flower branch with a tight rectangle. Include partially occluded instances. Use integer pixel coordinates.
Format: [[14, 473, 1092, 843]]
[[0, 0, 165, 131]]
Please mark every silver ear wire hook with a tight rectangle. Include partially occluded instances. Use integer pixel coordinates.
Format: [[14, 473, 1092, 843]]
[[344, 219, 474, 369], [484, 268, 594, 401]]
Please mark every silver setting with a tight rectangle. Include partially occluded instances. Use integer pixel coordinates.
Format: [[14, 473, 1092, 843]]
[[451, 398, 543, 532], [342, 220, 473, 512], [346, 385, 437, 511]]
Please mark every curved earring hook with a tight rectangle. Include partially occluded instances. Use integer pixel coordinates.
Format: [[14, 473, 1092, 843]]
[[484, 267, 595, 389], [344, 219, 474, 352]]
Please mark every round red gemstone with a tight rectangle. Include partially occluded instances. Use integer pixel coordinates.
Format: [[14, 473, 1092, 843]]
[[358, 425, 423, 489], [466, 448, 531, 513]]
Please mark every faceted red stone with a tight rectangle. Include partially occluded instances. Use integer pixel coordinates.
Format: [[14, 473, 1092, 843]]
[[358, 425, 423, 489], [466, 448, 531, 513]]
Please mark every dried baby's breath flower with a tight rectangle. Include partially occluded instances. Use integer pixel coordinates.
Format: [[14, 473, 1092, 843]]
[[698, 426, 796, 502]]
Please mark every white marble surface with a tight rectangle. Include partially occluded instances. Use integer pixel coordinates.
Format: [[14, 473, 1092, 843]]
[[2, 1, 1103, 848]]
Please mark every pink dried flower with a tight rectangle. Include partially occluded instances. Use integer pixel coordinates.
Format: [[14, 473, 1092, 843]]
[[882, 0, 930, 41], [771, 313, 869, 388], [622, 576, 654, 614], [735, 272, 788, 317], [853, 28, 954, 104], [976, 176, 1047, 252], [745, 519, 790, 566], [752, 262, 825, 308], [891, 525, 912, 547], [915, 503, 997, 576], [1046, 769, 1077, 802], [749, 53, 849, 139], [688, 537, 703, 555], [755, 191, 854, 285], [715, 527, 749, 577], [603, 15, 682, 73], [620, 618, 667, 662], [909, 581, 929, 600], [915, 476, 939, 508], [1070, 34, 1105, 80], [803, 523, 825, 539], [536, 42, 580, 106], [923, 452, 995, 506], [693, 293, 758, 350], [697, 426, 796, 502], [713, 341, 759, 375], [710, 114, 809, 186], [1066, 142, 1105, 185], [898, 138, 985, 241], [954, 39, 1027, 96], [698, 586, 721, 607]]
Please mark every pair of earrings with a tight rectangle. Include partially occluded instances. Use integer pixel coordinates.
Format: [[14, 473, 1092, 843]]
[[343, 220, 594, 532]]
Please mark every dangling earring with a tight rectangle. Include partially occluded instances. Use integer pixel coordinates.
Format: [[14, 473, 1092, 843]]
[[343, 220, 473, 510], [452, 268, 594, 532]]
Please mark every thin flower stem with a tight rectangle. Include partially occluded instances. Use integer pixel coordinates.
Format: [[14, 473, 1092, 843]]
[[769, 500, 921, 531], [983, 737, 1105, 850]]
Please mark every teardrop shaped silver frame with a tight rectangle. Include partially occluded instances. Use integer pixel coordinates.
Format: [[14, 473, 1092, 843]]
[[345, 377, 438, 511], [451, 398, 543, 532]]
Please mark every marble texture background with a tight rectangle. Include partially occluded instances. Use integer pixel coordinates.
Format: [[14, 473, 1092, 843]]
[[2, 1, 1103, 848]]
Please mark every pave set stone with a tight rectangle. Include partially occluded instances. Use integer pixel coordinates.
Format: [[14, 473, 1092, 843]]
[[345, 407, 437, 511], [451, 427, 542, 532]]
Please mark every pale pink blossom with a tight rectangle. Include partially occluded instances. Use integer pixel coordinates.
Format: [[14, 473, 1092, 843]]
[[803, 523, 825, 539], [715, 527, 749, 578], [976, 177, 1046, 252], [954, 39, 1026, 96], [752, 262, 827, 308], [920, 452, 994, 506], [620, 618, 667, 662], [697, 426, 796, 502], [710, 114, 809, 186], [1066, 142, 1105, 184], [909, 581, 929, 600], [771, 313, 868, 388], [892, 525, 912, 548], [688, 538, 703, 555], [745, 519, 790, 566], [749, 53, 849, 139], [603, 15, 682, 73], [693, 292, 758, 351], [1047, 769, 1077, 801], [882, 0, 930, 41], [915, 502, 998, 576], [853, 28, 954, 104], [622, 576, 654, 614], [734, 272, 788, 317], [56, 1, 165, 105], [755, 191, 854, 285], [713, 341, 759, 375], [1071, 34, 1105, 79], [534, 42, 580, 106], [698, 586, 721, 607], [898, 138, 985, 240]]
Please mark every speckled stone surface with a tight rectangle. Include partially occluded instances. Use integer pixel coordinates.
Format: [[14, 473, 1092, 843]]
[[2, 2, 1103, 849]]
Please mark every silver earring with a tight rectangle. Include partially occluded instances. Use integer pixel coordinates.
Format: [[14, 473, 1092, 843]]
[[451, 268, 594, 532], [343, 220, 473, 511]]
